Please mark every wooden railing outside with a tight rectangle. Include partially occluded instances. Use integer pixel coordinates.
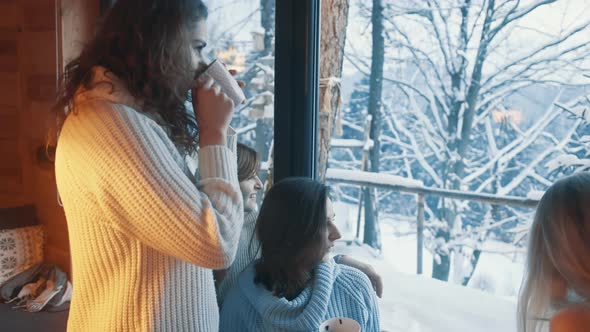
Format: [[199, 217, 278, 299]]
[[325, 168, 540, 274]]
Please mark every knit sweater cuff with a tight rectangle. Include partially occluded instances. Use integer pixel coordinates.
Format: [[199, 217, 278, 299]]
[[198, 127, 238, 184], [198, 145, 238, 185]]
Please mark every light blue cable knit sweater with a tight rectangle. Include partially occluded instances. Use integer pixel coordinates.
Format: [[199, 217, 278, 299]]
[[219, 258, 380, 332]]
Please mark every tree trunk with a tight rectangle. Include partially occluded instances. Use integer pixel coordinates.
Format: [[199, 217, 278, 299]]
[[462, 249, 481, 286], [317, 0, 350, 182], [363, 0, 384, 249], [462, 162, 501, 286], [432, 247, 451, 281], [255, 118, 273, 161], [363, 187, 381, 249], [260, 0, 275, 54], [433, 0, 493, 282], [431, 226, 451, 281], [254, 0, 275, 163]]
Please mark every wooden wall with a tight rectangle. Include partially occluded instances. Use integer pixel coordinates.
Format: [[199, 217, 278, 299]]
[[0, 0, 99, 277]]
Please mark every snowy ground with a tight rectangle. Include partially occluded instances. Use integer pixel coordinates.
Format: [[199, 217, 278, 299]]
[[332, 202, 523, 332]]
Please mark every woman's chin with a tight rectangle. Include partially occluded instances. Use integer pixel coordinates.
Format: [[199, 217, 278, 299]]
[[244, 202, 258, 213]]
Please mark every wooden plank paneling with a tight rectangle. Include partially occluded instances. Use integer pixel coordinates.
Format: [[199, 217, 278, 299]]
[[0, 1, 20, 31], [0, 0, 21, 197], [0, 194, 27, 208], [0, 72, 19, 106], [0, 0, 100, 277], [28, 101, 55, 143], [0, 106, 18, 139], [0, 140, 20, 169], [0, 38, 17, 72], [0, 139, 21, 192], [22, 32, 56, 73], [23, 0, 55, 31], [0, 175, 22, 193], [27, 74, 55, 101]]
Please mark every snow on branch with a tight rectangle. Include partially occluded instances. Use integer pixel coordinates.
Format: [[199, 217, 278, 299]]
[[499, 120, 581, 195], [546, 154, 590, 173], [464, 91, 563, 185], [484, 20, 590, 88], [235, 123, 257, 135], [488, 0, 557, 40], [555, 101, 590, 123]]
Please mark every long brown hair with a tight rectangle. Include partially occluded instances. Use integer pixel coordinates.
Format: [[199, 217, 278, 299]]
[[518, 172, 590, 332], [254, 177, 329, 300], [54, 0, 208, 155]]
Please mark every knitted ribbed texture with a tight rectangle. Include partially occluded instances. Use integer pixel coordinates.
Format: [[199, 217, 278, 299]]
[[219, 259, 380, 332], [55, 68, 244, 331], [216, 211, 260, 305]]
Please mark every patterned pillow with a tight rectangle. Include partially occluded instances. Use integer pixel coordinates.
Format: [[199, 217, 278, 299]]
[[0, 225, 44, 286]]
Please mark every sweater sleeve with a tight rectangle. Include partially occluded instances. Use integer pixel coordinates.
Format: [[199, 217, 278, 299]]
[[66, 102, 243, 269], [356, 271, 380, 332], [364, 285, 381, 332], [336, 265, 381, 332]]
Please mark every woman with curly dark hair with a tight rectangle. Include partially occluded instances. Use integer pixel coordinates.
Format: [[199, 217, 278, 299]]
[[54, 1, 244, 330]]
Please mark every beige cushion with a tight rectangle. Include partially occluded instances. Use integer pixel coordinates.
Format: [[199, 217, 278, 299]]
[[0, 225, 44, 286]]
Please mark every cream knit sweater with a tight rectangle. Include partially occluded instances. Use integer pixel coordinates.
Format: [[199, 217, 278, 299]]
[[55, 68, 243, 331]]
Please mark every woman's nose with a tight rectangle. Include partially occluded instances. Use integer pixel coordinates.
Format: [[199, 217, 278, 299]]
[[329, 224, 341, 241], [195, 58, 210, 76], [200, 54, 211, 67], [254, 176, 263, 189]]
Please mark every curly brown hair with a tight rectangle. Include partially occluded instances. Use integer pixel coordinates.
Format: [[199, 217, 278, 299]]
[[54, 0, 208, 154]]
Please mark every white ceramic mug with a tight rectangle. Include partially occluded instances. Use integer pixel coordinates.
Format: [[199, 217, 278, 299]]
[[198, 59, 246, 105], [319, 317, 361, 332]]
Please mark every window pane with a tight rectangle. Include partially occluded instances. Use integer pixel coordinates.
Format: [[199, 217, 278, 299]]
[[204, 0, 275, 186], [321, 1, 590, 331]]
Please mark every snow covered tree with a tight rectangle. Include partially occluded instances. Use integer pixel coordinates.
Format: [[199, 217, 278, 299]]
[[548, 93, 590, 174], [363, 0, 385, 250], [340, 0, 590, 281]]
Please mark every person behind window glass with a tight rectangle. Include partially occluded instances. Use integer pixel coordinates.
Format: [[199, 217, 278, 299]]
[[236, 143, 264, 214], [53, 0, 245, 331], [214, 143, 263, 303], [215, 145, 383, 307], [220, 177, 380, 332], [518, 172, 590, 332]]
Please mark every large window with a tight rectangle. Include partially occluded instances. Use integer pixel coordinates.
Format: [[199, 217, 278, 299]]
[[322, 1, 590, 331], [204, 0, 277, 185]]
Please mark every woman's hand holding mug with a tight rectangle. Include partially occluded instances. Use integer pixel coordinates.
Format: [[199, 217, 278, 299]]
[[192, 59, 245, 147]]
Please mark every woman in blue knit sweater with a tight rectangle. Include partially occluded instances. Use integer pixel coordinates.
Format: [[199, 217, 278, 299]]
[[220, 177, 380, 332]]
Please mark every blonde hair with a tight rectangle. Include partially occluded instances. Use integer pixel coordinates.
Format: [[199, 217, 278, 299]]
[[518, 172, 590, 332]]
